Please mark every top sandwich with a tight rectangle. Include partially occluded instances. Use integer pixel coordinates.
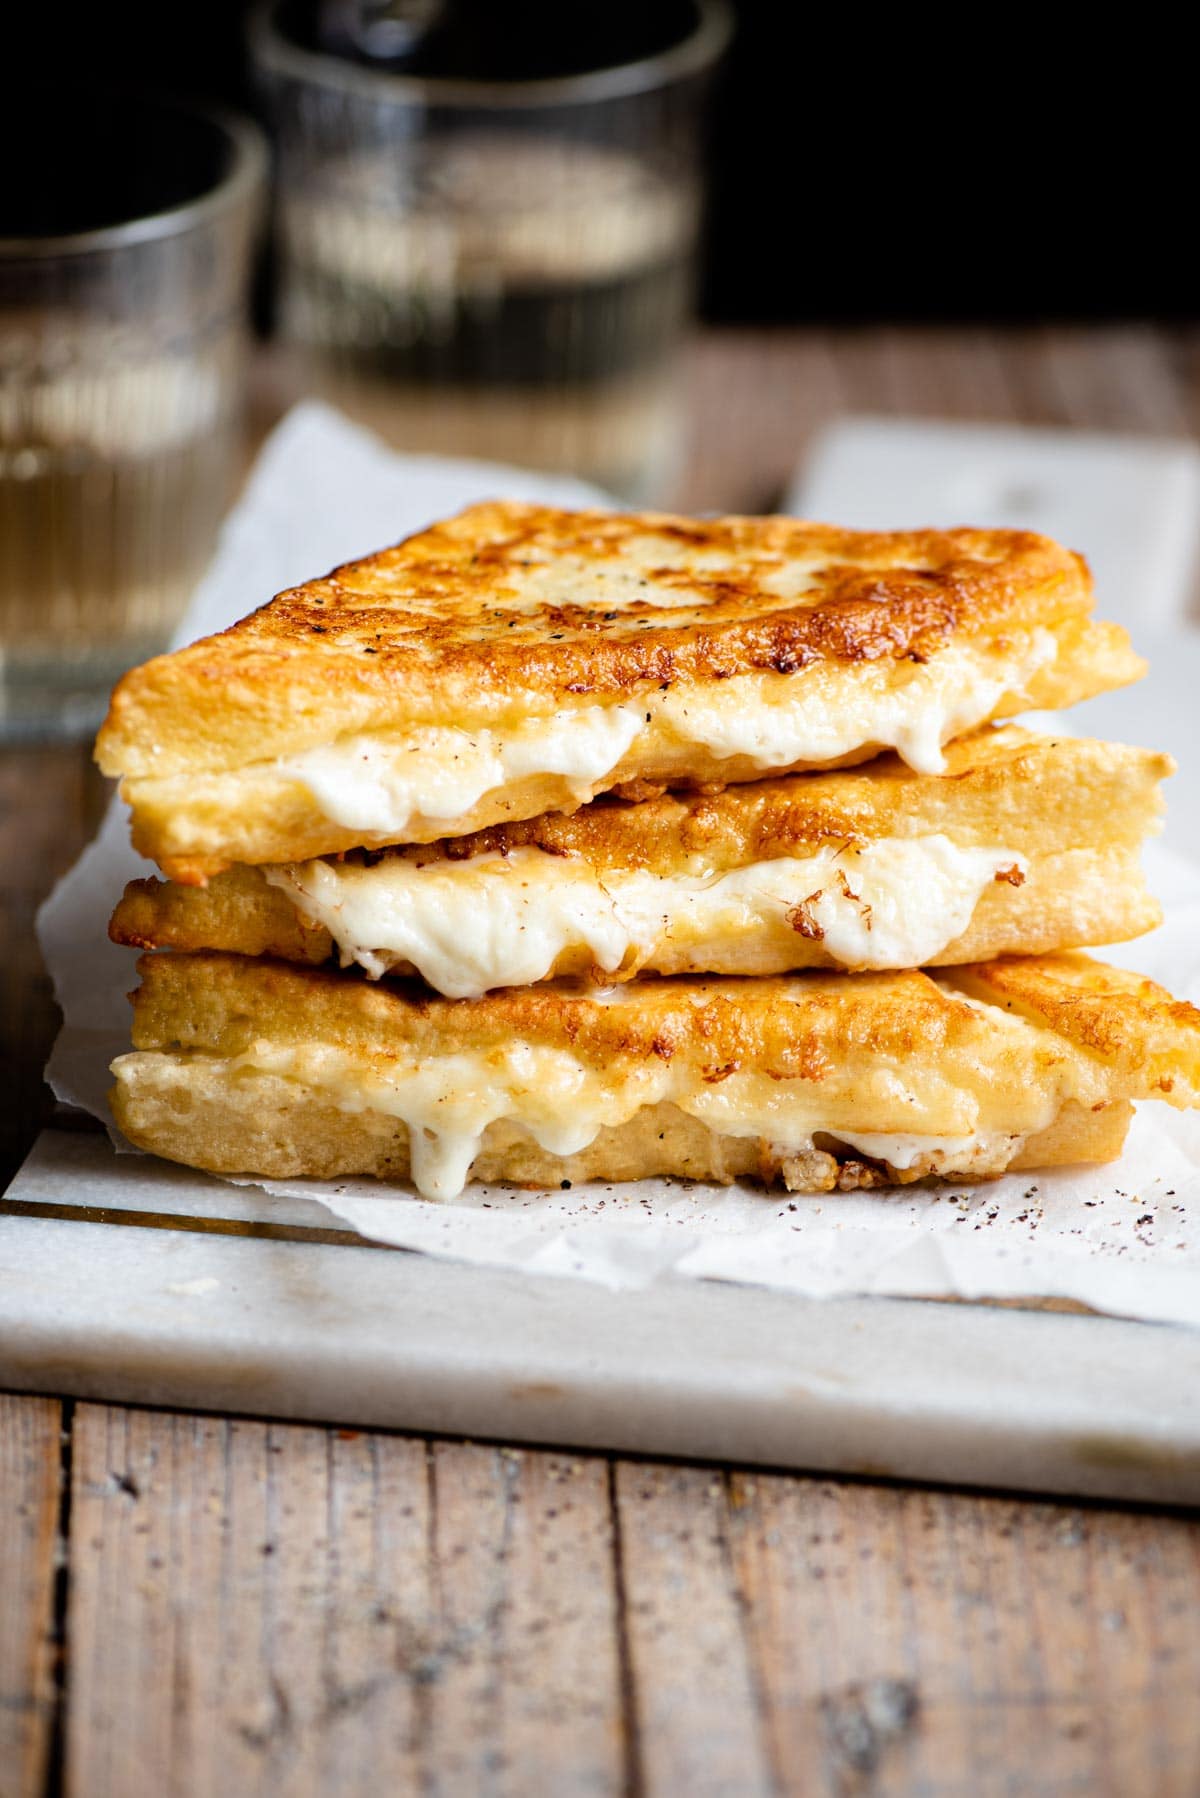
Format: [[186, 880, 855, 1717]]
[[96, 502, 1144, 882]]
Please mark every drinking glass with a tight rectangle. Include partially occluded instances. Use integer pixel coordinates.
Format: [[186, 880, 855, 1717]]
[[0, 95, 265, 740], [251, 0, 731, 500]]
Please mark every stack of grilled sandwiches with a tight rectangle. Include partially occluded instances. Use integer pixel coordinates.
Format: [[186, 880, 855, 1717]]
[[97, 503, 1200, 1202]]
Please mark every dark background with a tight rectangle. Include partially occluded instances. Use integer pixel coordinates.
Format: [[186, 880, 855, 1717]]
[[15, 0, 1194, 323]]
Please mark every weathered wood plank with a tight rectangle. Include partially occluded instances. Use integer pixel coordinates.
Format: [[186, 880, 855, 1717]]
[[58, 1405, 1200, 1798], [0, 1393, 62, 1798], [416, 1440, 624, 1793], [63, 1406, 624, 1798], [724, 1472, 1200, 1797], [1037, 326, 1190, 436], [613, 1461, 777, 1796]]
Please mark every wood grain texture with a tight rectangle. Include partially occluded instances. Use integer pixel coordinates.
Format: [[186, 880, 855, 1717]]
[[612, 1462, 777, 1796], [0, 1395, 62, 1798], [723, 1473, 1200, 1797], [55, 1403, 1200, 1798], [64, 1405, 625, 1798]]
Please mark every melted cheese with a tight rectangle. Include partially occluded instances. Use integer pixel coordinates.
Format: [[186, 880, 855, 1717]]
[[831, 1129, 1023, 1175], [277, 702, 645, 837], [235, 1038, 664, 1200], [654, 633, 1057, 775], [221, 1033, 1055, 1201], [264, 835, 1025, 997], [274, 631, 1058, 839]]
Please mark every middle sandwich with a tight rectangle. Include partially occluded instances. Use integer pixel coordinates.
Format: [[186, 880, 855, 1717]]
[[113, 725, 1170, 997]]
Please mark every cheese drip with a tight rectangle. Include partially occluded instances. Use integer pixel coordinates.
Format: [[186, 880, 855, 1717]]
[[198, 1028, 1059, 1201]]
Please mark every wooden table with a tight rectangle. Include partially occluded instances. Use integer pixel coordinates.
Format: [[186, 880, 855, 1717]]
[[4, 327, 1200, 1798]]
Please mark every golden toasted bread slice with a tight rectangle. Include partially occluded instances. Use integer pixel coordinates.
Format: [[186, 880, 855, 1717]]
[[110, 951, 1200, 1200], [94, 504, 1143, 880], [110, 730, 1171, 995]]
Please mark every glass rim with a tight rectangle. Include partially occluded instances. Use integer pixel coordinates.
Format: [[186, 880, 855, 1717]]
[[249, 0, 733, 109], [0, 101, 267, 261]]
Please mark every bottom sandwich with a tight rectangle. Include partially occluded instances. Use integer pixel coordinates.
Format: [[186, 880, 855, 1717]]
[[111, 951, 1200, 1201]]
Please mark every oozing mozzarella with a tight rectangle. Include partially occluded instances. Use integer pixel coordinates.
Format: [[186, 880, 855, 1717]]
[[264, 835, 1026, 997]]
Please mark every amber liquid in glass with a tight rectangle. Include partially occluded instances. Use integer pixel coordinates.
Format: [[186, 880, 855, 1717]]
[[280, 136, 698, 498], [0, 340, 236, 732]]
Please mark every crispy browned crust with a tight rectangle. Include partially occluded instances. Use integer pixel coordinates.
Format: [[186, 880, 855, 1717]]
[[119, 605, 1145, 882], [112, 869, 330, 965], [97, 503, 1103, 781], [124, 950, 1200, 1111], [946, 957, 1200, 1101], [126, 951, 962, 1074]]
